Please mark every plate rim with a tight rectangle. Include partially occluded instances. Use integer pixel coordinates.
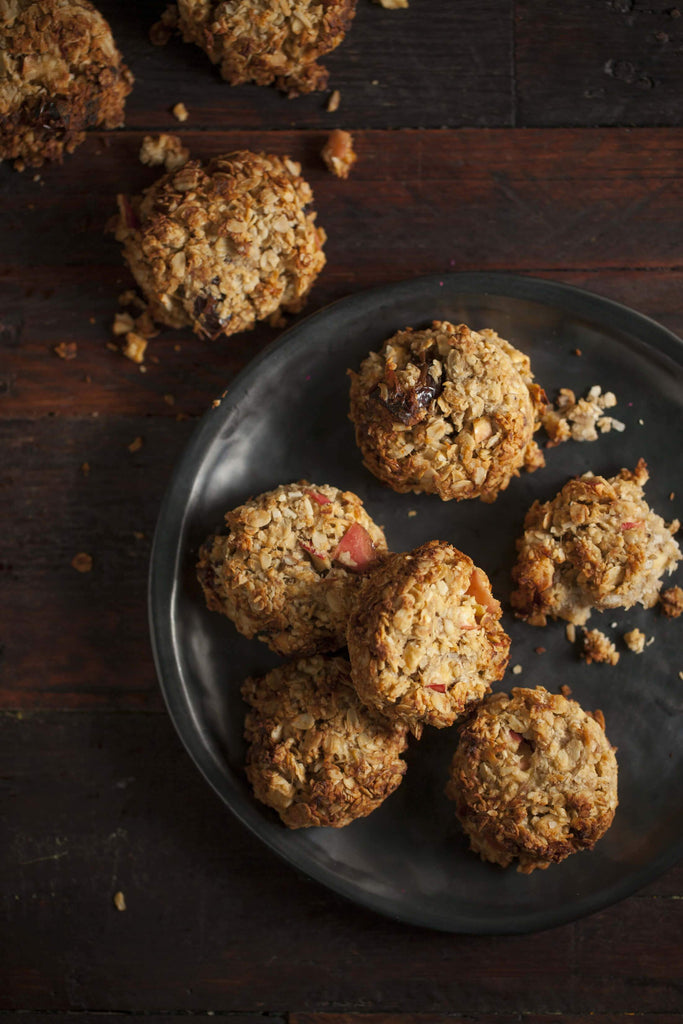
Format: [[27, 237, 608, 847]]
[[148, 270, 683, 935]]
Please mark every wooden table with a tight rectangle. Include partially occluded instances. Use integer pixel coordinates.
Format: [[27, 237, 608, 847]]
[[2, 0, 682, 1017]]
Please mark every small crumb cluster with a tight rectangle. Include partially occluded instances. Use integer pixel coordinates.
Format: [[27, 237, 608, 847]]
[[542, 385, 625, 445], [172, 0, 358, 96], [446, 687, 618, 873], [581, 628, 620, 666], [139, 133, 189, 173], [0, 0, 133, 169], [623, 627, 646, 654], [113, 149, 326, 341], [322, 129, 357, 179], [349, 321, 547, 503]]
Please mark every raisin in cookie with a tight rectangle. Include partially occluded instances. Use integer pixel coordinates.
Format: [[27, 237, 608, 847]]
[[113, 150, 326, 340], [446, 687, 618, 873], [346, 540, 510, 731], [197, 481, 387, 656], [0, 0, 133, 169], [349, 321, 546, 503], [242, 655, 409, 828], [173, 0, 357, 96], [511, 459, 681, 626]]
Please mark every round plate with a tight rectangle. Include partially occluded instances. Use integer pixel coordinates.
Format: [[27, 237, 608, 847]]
[[149, 272, 683, 934]]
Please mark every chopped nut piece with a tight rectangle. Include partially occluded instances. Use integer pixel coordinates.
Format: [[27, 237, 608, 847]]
[[113, 890, 126, 911], [559, 684, 572, 697], [122, 333, 148, 364], [326, 89, 341, 112], [139, 133, 190, 173], [322, 128, 357, 179], [374, 0, 409, 7], [128, 437, 143, 453], [112, 312, 135, 336], [71, 552, 93, 573], [566, 623, 576, 643], [172, 102, 189, 122], [54, 342, 77, 360], [581, 628, 620, 666], [659, 585, 683, 618], [623, 628, 646, 654]]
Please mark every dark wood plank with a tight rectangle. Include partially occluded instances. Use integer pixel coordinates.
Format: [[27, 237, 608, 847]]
[[95, 0, 513, 132], [3, 711, 682, 1012], [516, 0, 683, 126]]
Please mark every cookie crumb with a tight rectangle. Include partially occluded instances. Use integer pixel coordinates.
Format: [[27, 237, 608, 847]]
[[574, 348, 582, 356], [565, 623, 576, 643], [122, 333, 148, 364], [373, 0, 409, 7], [623, 627, 646, 654], [512, 664, 523, 675], [535, 646, 546, 655], [54, 342, 77, 360], [164, 394, 175, 406], [139, 133, 189, 173], [71, 552, 93, 573], [582, 628, 620, 666], [542, 385, 624, 445], [113, 890, 126, 911], [408, 510, 417, 518], [133, 531, 145, 540], [326, 89, 341, 112], [560, 684, 572, 697], [81, 462, 90, 476], [659, 585, 683, 617], [646, 635, 656, 647], [322, 129, 357, 179], [128, 436, 143, 453], [172, 102, 189, 122]]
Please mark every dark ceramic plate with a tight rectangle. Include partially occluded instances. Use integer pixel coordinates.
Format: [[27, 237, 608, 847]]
[[149, 272, 683, 934]]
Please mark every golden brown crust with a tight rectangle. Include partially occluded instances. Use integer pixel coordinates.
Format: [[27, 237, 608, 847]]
[[348, 322, 546, 503], [445, 686, 618, 873], [511, 461, 681, 626], [0, 0, 133, 168], [197, 481, 388, 656], [175, 0, 357, 96], [346, 539, 510, 731], [242, 655, 409, 828], [113, 150, 326, 339]]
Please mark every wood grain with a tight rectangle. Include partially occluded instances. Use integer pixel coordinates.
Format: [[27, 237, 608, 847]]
[[3, 711, 683, 1012]]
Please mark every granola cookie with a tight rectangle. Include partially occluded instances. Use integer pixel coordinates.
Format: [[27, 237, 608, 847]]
[[0, 0, 133, 169], [348, 322, 546, 503], [197, 481, 388, 656], [511, 460, 681, 626], [175, 0, 357, 96], [113, 150, 326, 340], [346, 540, 510, 731], [445, 687, 618, 873], [242, 655, 409, 828]]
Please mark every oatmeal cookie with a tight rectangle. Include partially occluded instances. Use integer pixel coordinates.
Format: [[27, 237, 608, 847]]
[[113, 150, 326, 340], [174, 0, 357, 96], [242, 655, 409, 828], [0, 0, 133, 169], [348, 322, 546, 503], [445, 686, 618, 873], [197, 481, 387, 656], [511, 460, 681, 626], [346, 540, 510, 731]]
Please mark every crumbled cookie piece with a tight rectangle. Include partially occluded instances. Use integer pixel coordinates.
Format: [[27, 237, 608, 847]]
[[242, 655, 409, 828], [322, 128, 357, 179], [54, 341, 77, 360], [623, 627, 646, 654], [659, 584, 683, 618], [346, 540, 510, 732], [0, 0, 133, 169], [582, 628, 620, 666], [171, 101, 188, 122], [113, 890, 126, 911], [113, 151, 326, 341], [174, 0, 357, 96], [71, 552, 93, 573], [197, 481, 388, 657], [511, 460, 681, 626], [446, 687, 618, 872], [326, 88, 341, 112], [374, 0, 409, 6], [349, 321, 547, 503], [122, 332, 147, 364], [542, 385, 624, 445], [139, 133, 190, 173]]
